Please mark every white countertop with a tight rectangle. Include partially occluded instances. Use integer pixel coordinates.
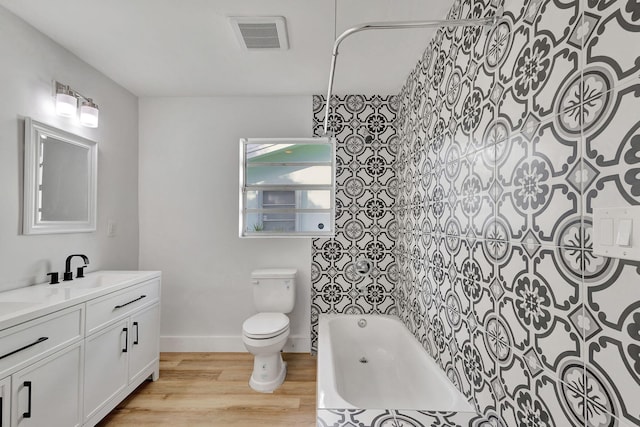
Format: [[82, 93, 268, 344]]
[[0, 270, 161, 331]]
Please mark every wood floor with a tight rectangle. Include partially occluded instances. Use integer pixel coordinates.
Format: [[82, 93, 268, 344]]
[[97, 352, 317, 427]]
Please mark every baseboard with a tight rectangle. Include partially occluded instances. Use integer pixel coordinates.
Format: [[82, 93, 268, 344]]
[[160, 335, 310, 353]]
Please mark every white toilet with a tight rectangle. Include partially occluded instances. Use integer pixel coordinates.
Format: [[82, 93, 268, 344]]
[[242, 268, 296, 392]]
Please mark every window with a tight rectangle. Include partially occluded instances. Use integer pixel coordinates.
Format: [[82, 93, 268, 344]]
[[239, 137, 335, 237]]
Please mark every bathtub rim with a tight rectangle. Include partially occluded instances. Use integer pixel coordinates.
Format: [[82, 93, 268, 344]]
[[317, 313, 358, 409], [316, 313, 475, 412]]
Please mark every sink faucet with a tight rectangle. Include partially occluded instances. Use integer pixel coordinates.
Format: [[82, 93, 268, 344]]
[[63, 254, 90, 281]]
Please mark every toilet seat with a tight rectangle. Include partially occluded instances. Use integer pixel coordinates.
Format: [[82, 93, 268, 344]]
[[242, 313, 289, 339]]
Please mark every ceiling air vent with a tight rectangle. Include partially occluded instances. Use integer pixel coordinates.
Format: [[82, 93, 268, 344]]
[[229, 16, 289, 50]]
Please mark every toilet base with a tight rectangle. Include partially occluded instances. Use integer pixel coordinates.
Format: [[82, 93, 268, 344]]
[[249, 353, 287, 393]]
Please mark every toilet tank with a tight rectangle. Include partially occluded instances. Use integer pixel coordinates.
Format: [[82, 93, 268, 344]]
[[251, 269, 297, 313]]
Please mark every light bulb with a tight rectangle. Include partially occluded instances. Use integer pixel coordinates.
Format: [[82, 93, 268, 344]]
[[79, 99, 99, 128], [55, 91, 77, 117]]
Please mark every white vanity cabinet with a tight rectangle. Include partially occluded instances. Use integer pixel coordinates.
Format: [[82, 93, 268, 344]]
[[11, 342, 83, 427], [83, 302, 160, 424], [0, 271, 161, 427], [83, 279, 160, 425], [0, 305, 84, 427], [83, 319, 129, 422], [128, 303, 160, 383]]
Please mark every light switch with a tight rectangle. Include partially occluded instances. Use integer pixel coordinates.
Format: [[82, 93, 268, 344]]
[[616, 219, 632, 246], [600, 218, 613, 246], [593, 207, 640, 261]]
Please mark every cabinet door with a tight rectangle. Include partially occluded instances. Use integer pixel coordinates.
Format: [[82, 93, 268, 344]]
[[129, 303, 160, 383], [83, 319, 129, 422], [0, 376, 9, 427], [11, 342, 82, 427]]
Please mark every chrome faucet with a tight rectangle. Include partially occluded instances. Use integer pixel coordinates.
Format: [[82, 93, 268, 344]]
[[63, 254, 90, 281]]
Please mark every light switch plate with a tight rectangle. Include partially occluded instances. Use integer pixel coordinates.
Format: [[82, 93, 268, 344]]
[[107, 220, 117, 237], [593, 207, 640, 260]]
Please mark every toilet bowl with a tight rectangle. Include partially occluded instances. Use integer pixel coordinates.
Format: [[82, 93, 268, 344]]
[[243, 269, 296, 392], [242, 312, 290, 392]]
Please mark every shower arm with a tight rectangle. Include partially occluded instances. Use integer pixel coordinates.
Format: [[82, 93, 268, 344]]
[[322, 11, 503, 136]]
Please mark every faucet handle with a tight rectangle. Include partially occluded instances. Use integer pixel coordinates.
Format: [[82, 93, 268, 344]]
[[77, 266, 87, 278], [47, 272, 59, 285]]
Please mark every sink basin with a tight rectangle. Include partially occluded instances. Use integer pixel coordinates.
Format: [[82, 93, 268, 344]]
[[61, 272, 143, 289], [0, 287, 72, 319]]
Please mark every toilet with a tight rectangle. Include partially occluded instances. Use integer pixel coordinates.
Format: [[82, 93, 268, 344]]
[[242, 268, 296, 392]]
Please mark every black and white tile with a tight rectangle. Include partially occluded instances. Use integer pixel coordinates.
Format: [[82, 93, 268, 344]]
[[310, 0, 640, 425], [393, 0, 640, 425], [317, 409, 485, 427], [311, 95, 398, 353]]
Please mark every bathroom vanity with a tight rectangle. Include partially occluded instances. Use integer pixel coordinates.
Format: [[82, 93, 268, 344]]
[[0, 270, 161, 427]]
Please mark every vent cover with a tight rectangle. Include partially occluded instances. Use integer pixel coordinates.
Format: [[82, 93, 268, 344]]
[[230, 16, 289, 50]]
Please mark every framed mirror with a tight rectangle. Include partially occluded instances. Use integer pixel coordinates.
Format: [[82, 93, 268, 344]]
[[239, 137, 336, 238], [23, 118, 97, 234]]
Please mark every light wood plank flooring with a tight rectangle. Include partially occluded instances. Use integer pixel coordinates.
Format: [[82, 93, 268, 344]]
[[97, 352, 317, 427]]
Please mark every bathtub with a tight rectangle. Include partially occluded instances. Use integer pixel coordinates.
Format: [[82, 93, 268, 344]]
[[317, 314, 473, 411]]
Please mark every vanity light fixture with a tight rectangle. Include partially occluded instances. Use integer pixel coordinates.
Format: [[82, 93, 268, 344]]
[[53, 80, 99, 128]]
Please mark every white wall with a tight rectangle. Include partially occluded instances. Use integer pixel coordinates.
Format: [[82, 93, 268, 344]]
[[0, 7, 139, 291], [139, 97, 313, 352]]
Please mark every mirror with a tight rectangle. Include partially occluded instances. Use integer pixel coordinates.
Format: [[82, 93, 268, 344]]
[[23, 118, 97, 234], [239, 137, 335, 238]]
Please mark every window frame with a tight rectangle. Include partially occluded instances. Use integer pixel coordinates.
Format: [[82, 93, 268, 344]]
[[239, 137, 336, 238]]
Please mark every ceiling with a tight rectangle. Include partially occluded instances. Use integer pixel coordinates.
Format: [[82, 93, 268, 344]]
[[0, 0, 453, 97]]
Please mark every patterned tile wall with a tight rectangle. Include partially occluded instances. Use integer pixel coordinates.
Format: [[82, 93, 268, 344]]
[[317, 409, 482, 426], [394, 0, 640, 426], [310, 95, 399, 353]]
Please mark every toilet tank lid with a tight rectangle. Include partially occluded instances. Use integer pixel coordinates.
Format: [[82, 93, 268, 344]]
[[251, 268, 297, 279]]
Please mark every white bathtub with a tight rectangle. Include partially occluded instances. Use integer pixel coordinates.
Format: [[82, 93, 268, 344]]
[[317, 314, 473, 411]]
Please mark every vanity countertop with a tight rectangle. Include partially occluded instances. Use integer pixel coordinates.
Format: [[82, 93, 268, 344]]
[[0, 270, 161, 331]]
